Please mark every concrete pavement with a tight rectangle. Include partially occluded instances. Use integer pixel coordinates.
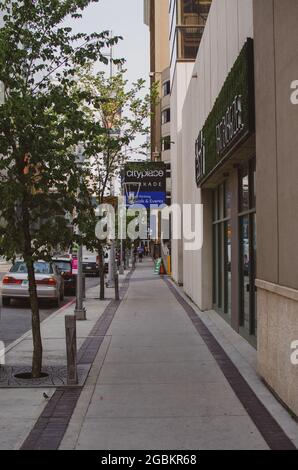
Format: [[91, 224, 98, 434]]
[[0, 280, 118, 450], [59, 259, 298, 450], [1, 259, 298, 450]]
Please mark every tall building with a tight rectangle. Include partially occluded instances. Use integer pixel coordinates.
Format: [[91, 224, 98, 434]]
[[144, 0, 170, 162], [169, 0, 212, 284], [145, 0, 298, 419], [144, 0, 172, 264]]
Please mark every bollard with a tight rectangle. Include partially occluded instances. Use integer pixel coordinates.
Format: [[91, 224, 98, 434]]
[[65, 315, 78, 385], [82, 274, 86, 300], [114, 272, 120, 301]]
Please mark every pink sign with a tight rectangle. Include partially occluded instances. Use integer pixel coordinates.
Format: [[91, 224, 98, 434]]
[[72, 258, 78, 275]]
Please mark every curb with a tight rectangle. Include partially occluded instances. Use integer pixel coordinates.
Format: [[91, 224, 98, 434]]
[[3, 272, 130, 355], [3, 298, 76, 355]]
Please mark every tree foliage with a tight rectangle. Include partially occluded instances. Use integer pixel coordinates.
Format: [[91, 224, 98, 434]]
[[0, 0, 121, 377]]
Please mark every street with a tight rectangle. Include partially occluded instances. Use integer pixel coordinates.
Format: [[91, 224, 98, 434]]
[[0, 271, 100, 347]]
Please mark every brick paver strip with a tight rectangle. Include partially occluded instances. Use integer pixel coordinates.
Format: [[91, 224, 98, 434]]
[[21, 270, 134, 450], [164, 277, 296, 451]]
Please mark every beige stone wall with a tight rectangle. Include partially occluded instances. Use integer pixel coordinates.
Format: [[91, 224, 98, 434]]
[[145, 1, 170, 158], [257, 283, 298, 417], [154, 0, 170, 77], [254, 0, 298, 289], [254, 0, 298, 417]]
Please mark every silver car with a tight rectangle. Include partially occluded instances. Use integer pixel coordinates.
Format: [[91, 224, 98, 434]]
[[1, 261, 64, 308]]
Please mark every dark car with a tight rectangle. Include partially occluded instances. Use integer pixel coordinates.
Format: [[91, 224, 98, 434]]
[[52, 258, 76, 295], [82, 253, 100, 277]]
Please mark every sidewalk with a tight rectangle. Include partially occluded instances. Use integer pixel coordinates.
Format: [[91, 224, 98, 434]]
[[59, 259, 298, 450], [0, 278, 125, 450]]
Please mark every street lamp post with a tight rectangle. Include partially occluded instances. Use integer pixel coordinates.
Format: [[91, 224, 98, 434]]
[[74, 143, 86, 321], [119, 183, 125, 275], [107, 175, 115, 288]]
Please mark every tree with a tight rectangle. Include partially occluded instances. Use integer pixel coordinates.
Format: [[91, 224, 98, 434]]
[[71, 66, 157, 299], [0, 0, 121, 378]]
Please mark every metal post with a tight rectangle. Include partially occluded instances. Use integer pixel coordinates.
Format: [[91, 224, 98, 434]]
[[74, 143, 87, 321], [65, 315, 78, 386], [107, 175, 116, 288], [107, 241, 115, 287], [75, 244, 86, 320], [82, 274, 86, 300], [114, 271, 120, 301]]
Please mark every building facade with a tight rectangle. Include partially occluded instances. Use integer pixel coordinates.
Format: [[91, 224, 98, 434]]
[[169, 0, 212, 284], [144, 0, 172, 264], [253, 0, 298, 417], [147, 0, 298, 418], [180, 0, 298, 417], [144, 0, 170, 162]]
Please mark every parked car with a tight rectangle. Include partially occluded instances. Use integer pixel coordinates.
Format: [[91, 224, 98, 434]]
[[82, 251, 100, 277], [52, 257, 76, 295], [1, 261, 64, 308]]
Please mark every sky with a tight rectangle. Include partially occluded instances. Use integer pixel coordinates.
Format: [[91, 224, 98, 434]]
[[67, 0, 150, 159], [68, 0, 149, 85]]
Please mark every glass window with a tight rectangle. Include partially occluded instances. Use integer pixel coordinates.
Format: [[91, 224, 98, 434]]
[[225, 221, 232, 317], [240, 215, 250, 330], [162, 81, 171, 97], [162, 136, 171, 151], [240, 166, 249, 212], [10, 262, 53, 274], [178, 0, 212, 26], [225, 179, 232, 219], [161, 108, 171, 124], [238, 158, 257, 338], [166, 162, 171, 178], [213, 179, 232, 320], [53, 260, 72, 273]]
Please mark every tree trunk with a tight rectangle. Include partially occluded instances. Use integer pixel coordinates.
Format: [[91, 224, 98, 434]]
[[26, 258, 43, 378], [22, 199, 43, 378], [98, 244, 105, 300]]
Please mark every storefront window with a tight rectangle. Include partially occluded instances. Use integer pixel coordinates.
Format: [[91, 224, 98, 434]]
[[239, 159, 257, 338], [213, 182, 231, 320], [225, 221, 232, 316], [225, 179, 232, 219], [240, 166, 249, 212]]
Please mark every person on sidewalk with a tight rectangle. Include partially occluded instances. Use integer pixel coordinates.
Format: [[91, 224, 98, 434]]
[[137, 245, 143, 263]]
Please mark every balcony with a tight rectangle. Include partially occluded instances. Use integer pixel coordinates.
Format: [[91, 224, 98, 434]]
[[173, 0, 212, 61]]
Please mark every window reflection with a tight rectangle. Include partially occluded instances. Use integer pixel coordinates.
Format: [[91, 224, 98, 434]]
[[240, 168, 249, 212]]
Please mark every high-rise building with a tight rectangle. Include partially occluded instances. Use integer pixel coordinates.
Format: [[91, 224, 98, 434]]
[[144, 0, 170, 162], [145, 0, 298, 419], [144, 0, 172, 264], [169, 0, 212, 284]]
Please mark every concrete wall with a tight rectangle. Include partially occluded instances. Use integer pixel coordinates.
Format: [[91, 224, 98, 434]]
[[171, 62, 194, 285], [146, 0, 170, 158], [154, 0, 170, 77], [180, 0, 253, 309], [254, 0, 298, 417]]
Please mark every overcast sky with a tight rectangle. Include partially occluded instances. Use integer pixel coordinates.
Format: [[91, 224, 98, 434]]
[[67, 0, 150, 159], [68, 0, 149, 88]]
